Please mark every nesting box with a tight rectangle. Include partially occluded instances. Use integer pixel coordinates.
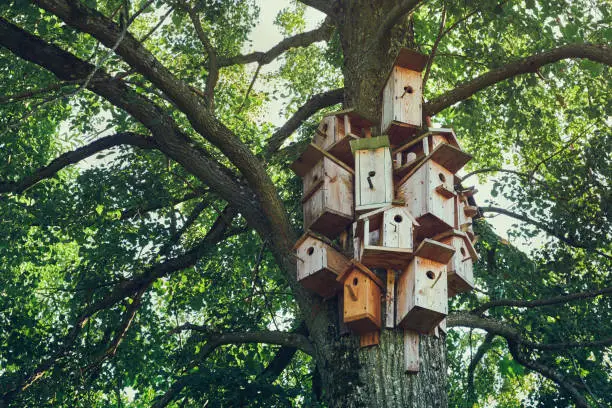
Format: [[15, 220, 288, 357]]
[[337, 261, 384, 334], [294, 232, 351, 298], [434, 230, 479, 296], [397, 239, 455, 333], [350, 136, 394, 213], [312, 110, 373, 166], [381, 49, 428, 146], [353, 205, 420, 269], [397, 155, 456, 238], [301, 156, 353, 238], [454, 186, 478, 241]]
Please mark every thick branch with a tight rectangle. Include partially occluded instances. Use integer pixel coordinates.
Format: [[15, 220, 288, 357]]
[[217, 18, 334, 67], [257, 321, 309, 383], [297, 0, 337, 16], [175, 325, 314, 355], [373, 0, 422, 45], [266, 88, 344, 155], [472, 286, 612, 315], [0, 132, 155, 194], [448, 313, 598, 407], [425, 43, 612, 116]]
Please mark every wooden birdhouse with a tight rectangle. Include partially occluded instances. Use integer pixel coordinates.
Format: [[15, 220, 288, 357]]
[[397, 155, 456, 238], [381, 49, 428, 146], [454, 184, 478, 241], [397, 239, 455, 333], [337, 261, 384, 334], [393, 128, 472, 178], [433, 230, 479, 296], [294, 232, 351, 298], [300, 156, 354, 238], [350, 136, 394, 213], [312, 110, 373, 166], [353, 205, 420, 269]]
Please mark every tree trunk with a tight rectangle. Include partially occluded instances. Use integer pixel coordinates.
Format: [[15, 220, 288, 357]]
[[307, 3, 449, 406]]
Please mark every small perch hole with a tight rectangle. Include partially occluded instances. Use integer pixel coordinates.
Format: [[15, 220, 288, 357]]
[[307, 247, 314, 256], [394, 215, 403, 223], [426, 270, 436, 280]]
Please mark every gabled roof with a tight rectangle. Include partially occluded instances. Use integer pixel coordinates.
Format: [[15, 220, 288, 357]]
[[357, 204, 420, 226], [293, 230, 340, 252], [432, 230, 479, 261], [429, 127, 461, 150], [337, 260, 385, 289]]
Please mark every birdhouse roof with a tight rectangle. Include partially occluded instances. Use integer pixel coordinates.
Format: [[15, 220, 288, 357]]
[[337, 260, 385, 289], [414, 238, 456, 264], [432, 230, 479, 261], [429, 127, 462, 150], [293, 230, 341, 252], [349, 135, 390, 153], [393, 48, 429, 72], [357, 204, 420, 226], [290, 143, 354, 177], [324, 108, 376, 127]]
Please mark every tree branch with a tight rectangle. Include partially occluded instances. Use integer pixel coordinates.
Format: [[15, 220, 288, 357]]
[[448, 313, 597, 407], [174, 325, 314, 355], [187, 6, 218, 110], [217, 18, 335, 67], [297, 0, 337, 16], [467, 333, 495, 405], [0, 132, 155, 194], [266, 88, 344, 155], [422, 4, 446, 89], [472, 286, 612, 315], [257, 321, 309, 383], [425, 43, 612, 116], [0, 206, 238, 403], [479, 206, 611, 259], [373, 0, 422, 45]]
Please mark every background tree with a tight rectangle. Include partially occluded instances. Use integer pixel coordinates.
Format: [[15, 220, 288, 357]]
[[0, 0, 610, 407]]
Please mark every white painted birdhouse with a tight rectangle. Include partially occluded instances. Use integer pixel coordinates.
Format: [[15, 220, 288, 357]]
[[353, 205, 420, 269], [294, 232, 351, 298], [381, 49, 428, 146], [301, 156, 353, 238], [434, 230, 479, 296], [350, 136, 394, 213], [396, 239, 455, 333], [337, 261, 384, 334], [397, 155, 456, 239], [312, 110, 373, 166]]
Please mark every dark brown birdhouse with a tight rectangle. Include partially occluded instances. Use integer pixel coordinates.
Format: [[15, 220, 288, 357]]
[[397, 155, 456, 238], [294, 232, 351, 298], [312, 110, 373, 166], [350, 136, 394, 213], [381, 49, 428, 146], [434, 230, 479, 296], [353, 205, 420, 269], [397, 239, 455, 333], [337, 261, 384, 334], [301, 156, 354, 238]]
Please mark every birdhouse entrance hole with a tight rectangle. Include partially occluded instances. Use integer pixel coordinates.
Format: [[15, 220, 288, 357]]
[[307, 247, 315, 256], [426, 270, 436, 280], [438, 173, 446, 182], [460, 247, 466, 256], [394, 214, 403, 223], [353, 277, 359, 286]]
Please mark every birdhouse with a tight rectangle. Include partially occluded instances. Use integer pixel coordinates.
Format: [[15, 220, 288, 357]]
[[337, 261, 384, 334], [350, 136, 394, 213], [353, 205, 420, 269], [381, 49, 428, 146], [294, 232, 351, 298], [312, 110, 373, 166], [433, 230, 479, 296], [397, 155, 456, 238], [397, 239, 455, 333], [301, 156, 354, 238], [454, 185, 478, 241]]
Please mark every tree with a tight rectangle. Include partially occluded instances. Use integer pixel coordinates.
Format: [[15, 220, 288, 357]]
[[0, 0, 610, 406]]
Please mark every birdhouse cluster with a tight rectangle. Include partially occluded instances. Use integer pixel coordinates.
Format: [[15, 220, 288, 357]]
[[291, 48, 480, 370]]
